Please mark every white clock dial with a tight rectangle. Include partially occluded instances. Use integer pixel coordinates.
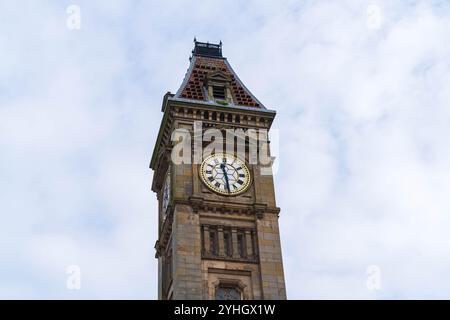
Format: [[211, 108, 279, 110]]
[[162, 170, 171, 216], [200, 153, 251, 196]]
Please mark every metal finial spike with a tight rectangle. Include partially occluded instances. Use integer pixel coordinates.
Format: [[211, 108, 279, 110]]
[[219, 40, 222, 46], [194, 37, 197, 43]]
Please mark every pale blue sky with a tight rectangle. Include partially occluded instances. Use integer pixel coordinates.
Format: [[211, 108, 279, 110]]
[[1, 0, 450, 299]]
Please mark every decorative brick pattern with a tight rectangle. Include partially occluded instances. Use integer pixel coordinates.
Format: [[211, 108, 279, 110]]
[[178, 56, 262, 108]]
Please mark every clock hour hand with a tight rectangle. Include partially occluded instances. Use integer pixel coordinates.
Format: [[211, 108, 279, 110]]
[[220, 162, 231, 193]]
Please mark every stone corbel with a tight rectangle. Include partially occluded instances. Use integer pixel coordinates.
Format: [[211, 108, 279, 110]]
[[253, 203, 267, 219], [154, 240, 161, 258], [189, 196, 204, 213]]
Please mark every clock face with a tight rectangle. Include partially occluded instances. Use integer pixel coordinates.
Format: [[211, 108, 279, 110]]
[[200, 153, 251, 196], [162, 170, 171, 216]]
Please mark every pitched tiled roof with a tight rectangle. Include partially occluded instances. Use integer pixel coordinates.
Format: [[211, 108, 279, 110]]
[[175, 54, 265, 109]]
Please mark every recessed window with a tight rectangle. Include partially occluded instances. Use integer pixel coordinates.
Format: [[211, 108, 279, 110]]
[[213, 86, 226, 100], [223, 231, 232, 257], [237, 233, 245, 258], [209, 230, 218, 255]]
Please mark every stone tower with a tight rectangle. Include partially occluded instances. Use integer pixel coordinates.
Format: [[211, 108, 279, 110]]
[[150, 40, 286, 300]]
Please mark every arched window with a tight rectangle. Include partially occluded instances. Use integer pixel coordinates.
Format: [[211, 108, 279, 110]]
[[215, 285, 241, 300]]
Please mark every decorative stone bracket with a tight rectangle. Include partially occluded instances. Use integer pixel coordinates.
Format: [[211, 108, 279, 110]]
[[154, 240, 161, 258]]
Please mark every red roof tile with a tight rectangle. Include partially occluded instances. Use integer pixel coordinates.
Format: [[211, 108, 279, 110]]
[[176, 55, 264, 109]]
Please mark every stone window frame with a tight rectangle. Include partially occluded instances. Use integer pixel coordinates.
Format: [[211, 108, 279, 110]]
[[201, 224, 258, 262], [203, 71, 234, 104]]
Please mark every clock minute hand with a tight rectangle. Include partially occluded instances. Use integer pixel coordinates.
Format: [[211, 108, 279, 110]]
[[220, 162, 231, 193]]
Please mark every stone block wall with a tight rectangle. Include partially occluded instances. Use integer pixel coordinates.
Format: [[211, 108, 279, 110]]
[[256, 212, 287, 299], [171, 204, 203, 299]]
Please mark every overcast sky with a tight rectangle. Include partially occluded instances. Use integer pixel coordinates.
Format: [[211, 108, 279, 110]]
[[1, 0, 450, 299]]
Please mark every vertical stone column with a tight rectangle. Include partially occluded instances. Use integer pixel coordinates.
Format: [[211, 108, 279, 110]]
[[245, 230, 253, 259], [231, 228, 239, 258], [203, 225, 210, 255], [226, 86, 233, 103], [208, 86, 213, 100], [218, 226, 225, 257], [256, 213, 286, 299]]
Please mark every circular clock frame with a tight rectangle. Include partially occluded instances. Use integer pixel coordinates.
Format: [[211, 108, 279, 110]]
[[162, 169, 171, 216], [199, 153, 251, 196]]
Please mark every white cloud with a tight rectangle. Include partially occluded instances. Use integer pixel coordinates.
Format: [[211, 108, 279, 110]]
[[1, 0, 450, 299]]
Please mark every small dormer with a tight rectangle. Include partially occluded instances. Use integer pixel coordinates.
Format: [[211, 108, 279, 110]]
[[175, 40, 265, 109], [203, 71, 233, 104]]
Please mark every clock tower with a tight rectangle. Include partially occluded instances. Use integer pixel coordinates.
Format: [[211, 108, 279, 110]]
[[150, 40, 286, 300]]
